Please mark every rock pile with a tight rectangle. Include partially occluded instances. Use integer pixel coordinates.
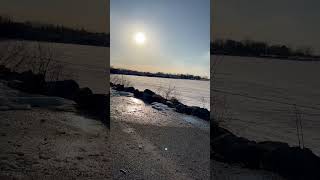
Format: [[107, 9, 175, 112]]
[[110, 82, 210, 121], [212, 122, 320, 180], [0, 65, 109, 127]]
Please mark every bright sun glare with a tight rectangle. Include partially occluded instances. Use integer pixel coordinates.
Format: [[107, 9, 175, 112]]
[[134, 32, 146, 45]]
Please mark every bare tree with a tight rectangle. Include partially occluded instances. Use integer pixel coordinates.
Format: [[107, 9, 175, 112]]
[[211, 55, 232, 124], [0, 40, 69, 81], [0, 41, 28, 68], [293, 104, 305, 149], [110, 75, 133, 87], [156, 83, 181, 101]]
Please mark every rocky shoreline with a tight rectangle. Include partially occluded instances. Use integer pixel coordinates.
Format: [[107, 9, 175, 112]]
[[110, 82, 210, 121], [212, 121, 320, 180], [0, 65, 109, 127]]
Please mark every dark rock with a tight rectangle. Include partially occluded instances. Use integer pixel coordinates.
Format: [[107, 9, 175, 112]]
[[258, 141, 289, 153], [75, 94, 109, 127], [124, 86, 135, 93], [176, 105, 193, 115], [151, 94, 166, 103], [144, 89, 155, 96], [176, 104, 187, 113], [46, 80, 80, 100], [0, 65, 10, 75], [14, 71, 46, 93], [0, 66, 20, 81], [75, 87, 93, 100], [120, 169, 127, 174], [185, 106, 193, 115], [191, 106, 210, 121], [212, 123, 320, 179], [7, 80, 23, 89], [211, 122, 232, 138], [212, 133, 263, 168], [142, 89, 156, 103], [133, 89, 143, 98], [142, 93, 153, 103], [165, 101, 174, 108], [115, 84, 124, 91], [260, 147, 320, 180], [170, 98, 181, 106]]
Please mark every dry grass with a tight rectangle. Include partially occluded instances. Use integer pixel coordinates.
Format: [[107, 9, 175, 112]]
[[110, 74, 133, 87], [156, 83, 182, 101]]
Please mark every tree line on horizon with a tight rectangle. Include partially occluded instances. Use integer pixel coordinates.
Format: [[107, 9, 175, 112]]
[[0, 16, 109, 47], [110, 67, 209, 81], [211, 39, 319, 60]]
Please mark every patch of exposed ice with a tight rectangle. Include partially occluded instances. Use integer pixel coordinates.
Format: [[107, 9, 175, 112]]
[[182, 115, 209, 130], [111, 89, 133, 97], [151, 102, 170, 111], [8, 97, 75, 107], [119, 91, 133, 97], [0, 81, 76, 111], [0, 104, 31, 111]]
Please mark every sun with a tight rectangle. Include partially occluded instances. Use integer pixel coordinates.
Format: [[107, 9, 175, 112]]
[[134, 32, 146, 45]]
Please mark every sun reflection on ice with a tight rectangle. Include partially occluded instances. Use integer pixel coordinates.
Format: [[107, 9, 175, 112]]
[[131, 97, 143, 104], [125, 97, 144, 114]]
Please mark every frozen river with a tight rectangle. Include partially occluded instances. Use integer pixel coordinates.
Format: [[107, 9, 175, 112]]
[[212, 55, 320, 155]]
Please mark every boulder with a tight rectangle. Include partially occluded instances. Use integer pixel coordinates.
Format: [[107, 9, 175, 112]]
[[124, 86, 135, 93], [14, 71, 46, 93], [176, 104, 188, 113], [258, 141, 289, 153], [191, 106, 210, 121], [212, 133, 263, 168], [115, 84, 124, 91], [46, 80, 80, 100], [144, 89, 155, 96], [133, 89, 143, 98], [76, 87, 93, 99], [170, 98, 181, 106], [7, 80, 24, 89], [260, 147, 320, 180], [211, 122, 232, 138], [142, 89, 156, 103], [165, 100, 174, 108], [75, 93, 109, 127], [151, 94, 166, 104], [0, 65, 11, 78]]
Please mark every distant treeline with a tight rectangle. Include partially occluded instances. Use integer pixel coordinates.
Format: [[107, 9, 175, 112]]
[[211, 39, 320, 61], [110, 67, 209, 81], [0, 16, 109, 47]]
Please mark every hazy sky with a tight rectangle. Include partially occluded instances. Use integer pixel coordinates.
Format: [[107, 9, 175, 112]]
[[111, 0, 210, 77], [212, 0, 320, 54], [0, 0, 109, 33]]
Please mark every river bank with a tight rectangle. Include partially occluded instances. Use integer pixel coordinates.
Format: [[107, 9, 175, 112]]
[[0, 80, 111, 179], [110, 89, 210, 179], [0, 65, 109, 127], [110, 82, 210, 121]]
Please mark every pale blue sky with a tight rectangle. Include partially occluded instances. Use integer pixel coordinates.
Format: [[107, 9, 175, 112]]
[[111, 0, 210, 77]]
